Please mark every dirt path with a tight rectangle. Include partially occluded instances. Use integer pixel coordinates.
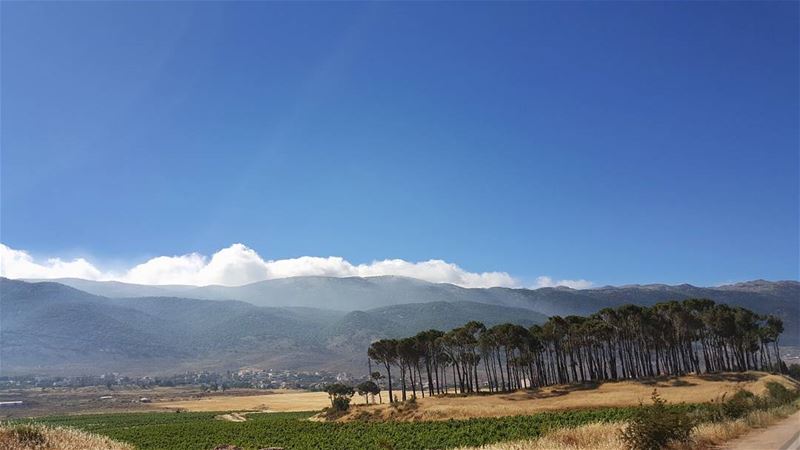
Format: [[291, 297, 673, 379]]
[[721, 410, 800, 450], [215, 412, 248, 422]]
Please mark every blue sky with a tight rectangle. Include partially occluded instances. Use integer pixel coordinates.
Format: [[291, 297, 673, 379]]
[[1, 1, 797, 287]]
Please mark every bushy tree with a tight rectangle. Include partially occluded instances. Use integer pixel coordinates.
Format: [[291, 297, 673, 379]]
[[356, 380, 380, 405], [324, 383, 355, 411], [620, 390, 694, 450], [370, 371, 385, 403], [368, 339, 398, 403], [788, 363, 800, 381]]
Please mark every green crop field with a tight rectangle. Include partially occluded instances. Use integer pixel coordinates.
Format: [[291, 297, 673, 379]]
[[15, 404, 708, 450]]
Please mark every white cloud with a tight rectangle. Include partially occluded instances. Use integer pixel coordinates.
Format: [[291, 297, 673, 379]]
[[124, 253, 208, 285], [533, 276, 594, 290], [124, 244, 273, 286], [0, 243, 104, 280], [0, 242, 591, 290]]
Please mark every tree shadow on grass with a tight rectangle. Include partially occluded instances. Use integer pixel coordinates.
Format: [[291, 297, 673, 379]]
[[697, 372, 761, 383], [499, 381, 601, 401]]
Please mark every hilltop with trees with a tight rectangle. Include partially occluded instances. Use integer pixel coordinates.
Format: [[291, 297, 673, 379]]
[[368, 299, 786, 401]]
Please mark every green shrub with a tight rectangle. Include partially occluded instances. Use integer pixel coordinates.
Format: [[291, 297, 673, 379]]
[[788, 363, 800, 381], [620, 390, 695, 450], [764, 381, 796, 406], [332, 396, 351, 412], [722, 390, 757, 419]]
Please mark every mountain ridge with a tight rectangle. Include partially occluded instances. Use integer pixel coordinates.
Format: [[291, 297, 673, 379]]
[[2, 277, 797, 376], [0, 279, 548, 376]]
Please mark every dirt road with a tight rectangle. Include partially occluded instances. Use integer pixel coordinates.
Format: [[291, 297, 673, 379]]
[[722, 410, 800, 450]]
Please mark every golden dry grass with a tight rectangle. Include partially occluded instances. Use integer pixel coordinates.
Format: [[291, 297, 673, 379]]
[[154, 389, 394, 412], [155, 388, 331, 412], [457, 401, 799, 450], [150, 372, 798, 423], [0, 423, 133, 450], [670, 403, 800, 450], [337, 372, 799, 422], [455, 422, 625, 450]]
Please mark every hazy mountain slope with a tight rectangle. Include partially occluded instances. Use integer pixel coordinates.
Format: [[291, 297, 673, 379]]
[[0, 279, 318, 374], [344, 301, 548, 337], [25, 278, 198, 298], [35, 276, 488, 309], [0, 279, 549, 375], [3, 303, 183, 365], [322, 301, 548, 364], [3, 277, 796, 376], [477, 281, 797, 318], [43, 276, 797, 311], [0, 281, 187, 372], [20, 276, 799, 345]]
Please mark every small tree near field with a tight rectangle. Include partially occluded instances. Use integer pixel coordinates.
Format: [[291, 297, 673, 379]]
[[357, 380, 380, 405], [620, 390, 694, 450], [370, 371, 385, 403], [324, 383, 355, 411]]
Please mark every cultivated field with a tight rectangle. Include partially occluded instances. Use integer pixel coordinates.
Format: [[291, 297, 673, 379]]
[[15, 407, 656, 449]]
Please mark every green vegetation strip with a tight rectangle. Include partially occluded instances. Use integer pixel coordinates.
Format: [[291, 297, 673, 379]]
[[16, 405, 708, 450]]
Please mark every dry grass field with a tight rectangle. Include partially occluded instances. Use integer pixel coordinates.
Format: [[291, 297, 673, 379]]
[[0, 423, 133, 450], [455, 422, 625, 450], [154, 389, 333, 412], [6, 372, 795, 424], [154, 389, 399, 412], [335, 372, 799, 422], [149, 372, 799, 421]]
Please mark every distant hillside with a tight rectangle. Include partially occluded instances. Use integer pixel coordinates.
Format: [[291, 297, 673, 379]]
[[0, 279, 546, 376], [322, 301, 548, 362], [34, 276, 476, 310], [37, 276, 799, 345]]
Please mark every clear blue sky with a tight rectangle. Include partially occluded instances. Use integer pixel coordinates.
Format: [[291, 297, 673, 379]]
[[2, 1, 798, 286]]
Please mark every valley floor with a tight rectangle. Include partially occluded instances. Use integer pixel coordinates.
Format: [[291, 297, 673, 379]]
[[0, 386, 292, 419], [5, 371, 795, 421], [4, 372, 799, 450]]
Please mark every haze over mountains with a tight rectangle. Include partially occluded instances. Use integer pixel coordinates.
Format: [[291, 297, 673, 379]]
[[1, 277, 797, 376]]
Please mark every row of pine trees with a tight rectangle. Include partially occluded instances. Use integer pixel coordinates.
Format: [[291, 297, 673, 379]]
[[367, 299, 785, 402]]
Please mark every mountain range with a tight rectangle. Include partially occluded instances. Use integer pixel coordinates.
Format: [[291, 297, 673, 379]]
[[1, 277, 797, 376]]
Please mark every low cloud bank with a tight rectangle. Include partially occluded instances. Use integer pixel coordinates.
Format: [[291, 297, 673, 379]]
[[0, 243, 591, 289], [534, 276, 594, 290]]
